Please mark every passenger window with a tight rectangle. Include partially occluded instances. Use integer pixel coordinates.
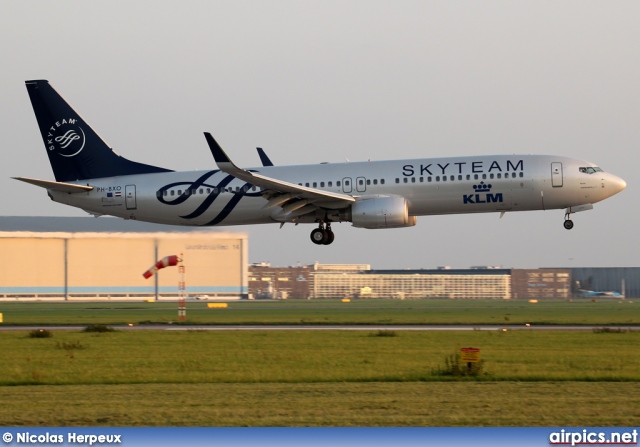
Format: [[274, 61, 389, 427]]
[[320, 182, 325, 187], [411, 177, 415, 183], [442, 176, 447, 182], [490, 174, 494, 179], [373, 179, 378, 185], [403, 178, 408, 183], [482, 174, 487, 179], [512, 173, 516, 178], [337, 181, 341, 186], [305, 183, 309, 187], [466, 175, 470, 180], [458, 175, 462, 181], [419, 177, 423, 183], [519, 172, 524, 178], [428, 177, 432, 182], [474, 174, 479, 180], [450, 175, 454, 181], [366, 179, 371, 185], [497, 174, 501, 179], [359, 179, 363, 185], [436, 176, 440, 181], [163, 190, 167, 197], [170, 190, 175, 196], [178, 190, 182, 195], [395, 178, 400, 184], [313, 182, 317, 187], [328, 181, 333, 187], [345, 180, 350, 186], [380, 179, 385, 185]]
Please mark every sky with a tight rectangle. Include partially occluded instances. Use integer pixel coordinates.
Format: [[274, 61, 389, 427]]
[[1, 1, 638, 269]]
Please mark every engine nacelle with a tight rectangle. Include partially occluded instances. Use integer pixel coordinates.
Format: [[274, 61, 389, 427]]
[[349, 196, 417, 229]]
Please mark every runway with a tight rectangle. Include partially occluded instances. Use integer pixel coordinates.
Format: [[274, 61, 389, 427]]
[[0, 324, 637, 331]]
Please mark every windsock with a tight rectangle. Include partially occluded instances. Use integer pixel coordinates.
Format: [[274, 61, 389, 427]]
[[143, 255, 179, 279]]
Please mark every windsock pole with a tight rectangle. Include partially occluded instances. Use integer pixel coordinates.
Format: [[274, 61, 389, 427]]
[[142, 254, 186, 322], [178, 253, 186, 322]]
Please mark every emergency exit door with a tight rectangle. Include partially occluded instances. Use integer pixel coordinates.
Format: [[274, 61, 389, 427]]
[[551, 163, 563, 187]]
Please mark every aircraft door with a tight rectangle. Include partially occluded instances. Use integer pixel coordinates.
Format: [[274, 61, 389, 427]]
[[356, 177, 366, 192], [342, 177, 352, 193], [125, 184, 137, 209], [551, 162, 563, 187]]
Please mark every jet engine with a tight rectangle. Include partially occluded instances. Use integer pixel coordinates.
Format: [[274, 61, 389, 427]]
[[348, 196, 417, 229]]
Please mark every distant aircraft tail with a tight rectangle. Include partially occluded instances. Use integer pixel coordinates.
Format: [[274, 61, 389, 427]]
[[25, 80, 172, 182]]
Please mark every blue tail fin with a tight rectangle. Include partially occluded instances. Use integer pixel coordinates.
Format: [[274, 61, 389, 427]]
[[25, 80, 172, 182]]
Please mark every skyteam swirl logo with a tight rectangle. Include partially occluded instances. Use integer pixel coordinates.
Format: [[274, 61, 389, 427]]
[[156, 170, 262, 226], [46, 117, 86, 157]]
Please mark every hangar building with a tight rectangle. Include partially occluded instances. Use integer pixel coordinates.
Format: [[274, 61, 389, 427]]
[[0, 232, 248, 300]]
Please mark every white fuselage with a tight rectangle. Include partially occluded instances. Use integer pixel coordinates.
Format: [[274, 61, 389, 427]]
[[50, 154, 626, 227]]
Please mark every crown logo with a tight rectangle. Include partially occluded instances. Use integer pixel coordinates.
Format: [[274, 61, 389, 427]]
[[472, 182, 492, 192]]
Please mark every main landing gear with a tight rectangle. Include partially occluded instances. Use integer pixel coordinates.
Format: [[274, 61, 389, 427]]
[[310, 222, 335, 245]]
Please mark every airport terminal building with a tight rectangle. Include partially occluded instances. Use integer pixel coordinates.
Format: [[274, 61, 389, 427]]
[[250, 263, 636, 299]]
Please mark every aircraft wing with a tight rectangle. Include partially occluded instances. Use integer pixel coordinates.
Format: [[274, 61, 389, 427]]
[[13, 177, 93, 193], [204, 133, 355, 204]]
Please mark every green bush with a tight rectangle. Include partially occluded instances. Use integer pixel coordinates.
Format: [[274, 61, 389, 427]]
[[83, 324, 116, 333], [433, 351, 485, 377], [368, 330, 398, 337], [56, 340, 87, 351], [28, 329, 53, 338], [593, 327, 627, 333]]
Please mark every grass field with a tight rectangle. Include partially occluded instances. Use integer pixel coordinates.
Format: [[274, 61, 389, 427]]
[[0, 329, 639, 426], [1, 299, 639, 426], [2, 382, 638, 426], [0, 298, 638, 326]]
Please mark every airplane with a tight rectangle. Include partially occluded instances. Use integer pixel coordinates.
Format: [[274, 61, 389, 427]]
[[578, 290, 624, 298], [15, 80, 627, 245]]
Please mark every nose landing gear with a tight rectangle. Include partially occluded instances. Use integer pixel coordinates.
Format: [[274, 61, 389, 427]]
[[310, 222, 335, 245], [564, 214, 574, 230]]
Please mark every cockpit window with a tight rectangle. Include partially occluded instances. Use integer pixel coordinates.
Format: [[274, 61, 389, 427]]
[[579, 167, 603, 174]]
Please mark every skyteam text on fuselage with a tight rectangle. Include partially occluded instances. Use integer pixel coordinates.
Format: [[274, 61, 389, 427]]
[[16, 80, 626, 245]]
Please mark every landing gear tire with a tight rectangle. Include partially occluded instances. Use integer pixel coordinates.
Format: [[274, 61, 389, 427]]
[[323, 230, 335, 245], [310, 228, 328, 245], [563, 219, 574, 230]]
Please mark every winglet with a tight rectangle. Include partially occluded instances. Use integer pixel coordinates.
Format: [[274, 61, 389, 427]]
[[204, 132, 251, 181], [204, 132, 231, 164], [257, 147, 274, 166]]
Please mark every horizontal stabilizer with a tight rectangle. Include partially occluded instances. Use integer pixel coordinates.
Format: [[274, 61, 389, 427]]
[[12, 177, 93, 193]]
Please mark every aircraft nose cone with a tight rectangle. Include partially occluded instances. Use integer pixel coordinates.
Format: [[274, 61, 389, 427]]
[[610, 174, 626, 194]]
